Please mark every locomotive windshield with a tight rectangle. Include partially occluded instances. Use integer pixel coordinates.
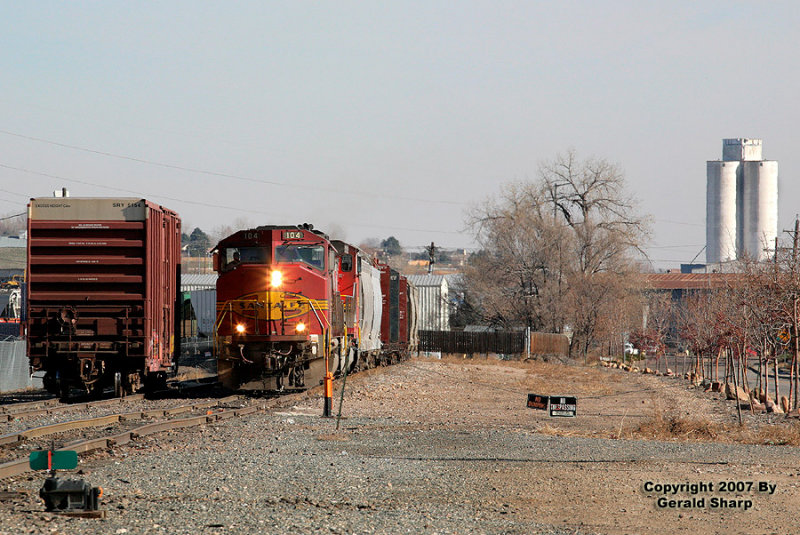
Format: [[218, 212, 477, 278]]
[[275, 244, 325, 271], [222, 247, 270, 270]]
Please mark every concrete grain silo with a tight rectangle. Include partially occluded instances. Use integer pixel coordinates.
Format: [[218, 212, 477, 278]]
[[706, 160, 738, 263], [740, 160, 778, 260], [706, 139, 778, 263]]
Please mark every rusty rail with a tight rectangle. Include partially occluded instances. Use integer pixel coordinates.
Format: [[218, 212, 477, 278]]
[[0, 394, 146, 421], [0, 398, 260, 479], [0, 396, 242, 446], [0, 398, 61, 416]]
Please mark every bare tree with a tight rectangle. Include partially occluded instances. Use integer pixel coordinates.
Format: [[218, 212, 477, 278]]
[[465, 182, 567, 331], [465, 151, 649, 358], [0, 212, 26, 236], [209, 217, 254, 245], [630, 292, 674, 371]]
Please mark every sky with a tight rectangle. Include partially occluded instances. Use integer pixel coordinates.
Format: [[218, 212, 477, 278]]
[[1, 1, 799, 267]]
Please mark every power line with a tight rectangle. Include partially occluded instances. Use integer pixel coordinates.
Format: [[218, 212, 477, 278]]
[[0, 162, 269, 213], [0, 188, 30, 199], [654, 219, 704, 227], [647, 244, 704, 249], [0, 128, 468, 207], [0, 163, 465, 236]]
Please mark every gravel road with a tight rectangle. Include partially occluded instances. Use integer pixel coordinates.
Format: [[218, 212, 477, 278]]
[[1, 357, 799, 534]]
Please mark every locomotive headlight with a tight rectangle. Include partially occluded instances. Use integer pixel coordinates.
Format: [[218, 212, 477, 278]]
[[235, 323, 246, 334], [270, 270, 282, 288], [296, 322, 306, 333]]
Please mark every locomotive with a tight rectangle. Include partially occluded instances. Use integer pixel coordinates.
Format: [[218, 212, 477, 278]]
[[212, 224, 417, 392]]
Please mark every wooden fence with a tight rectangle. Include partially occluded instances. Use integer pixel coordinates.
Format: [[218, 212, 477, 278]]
[[418, 330, 525, 355], [418, 330, 570, 357], [530, 332, 570, 357]]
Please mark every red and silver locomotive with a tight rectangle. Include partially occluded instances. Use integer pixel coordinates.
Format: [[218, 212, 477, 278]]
[[213, 224, 417, 393]]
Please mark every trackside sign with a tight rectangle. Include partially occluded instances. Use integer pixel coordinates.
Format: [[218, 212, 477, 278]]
[[526, 394, 548, 410], [549, 396, 577, 417], [526, 394, 577, 417]]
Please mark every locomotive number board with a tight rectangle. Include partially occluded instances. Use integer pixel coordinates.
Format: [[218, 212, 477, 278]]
[[282, 231, 304, 240]]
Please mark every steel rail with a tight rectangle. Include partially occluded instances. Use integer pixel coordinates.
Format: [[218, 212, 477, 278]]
[[0, 398, 61, 415], [0, 401, 265, 480], [0, 361, 390, 480], [0, 396, 242, 447], [0, 394, 147, 421]]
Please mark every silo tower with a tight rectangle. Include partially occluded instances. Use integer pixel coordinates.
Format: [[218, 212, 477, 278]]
[[706, 138, 778, 263]]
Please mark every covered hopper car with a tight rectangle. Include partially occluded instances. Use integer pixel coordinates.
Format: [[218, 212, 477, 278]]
[[213, 224, 417, 391], [26, 198, 181, 397]]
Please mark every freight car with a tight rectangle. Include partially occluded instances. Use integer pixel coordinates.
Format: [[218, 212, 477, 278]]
[[212, 224, 417, 392], [26, 198, 181, 397], [377, 262, 419, 360]]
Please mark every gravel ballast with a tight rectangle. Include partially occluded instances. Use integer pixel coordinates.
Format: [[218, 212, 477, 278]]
[[1, 358, 799, 534]]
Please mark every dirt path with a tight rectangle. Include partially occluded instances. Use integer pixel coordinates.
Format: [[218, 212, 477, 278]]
[[3, 356, 798, 535], [337, 357, 800, 535]]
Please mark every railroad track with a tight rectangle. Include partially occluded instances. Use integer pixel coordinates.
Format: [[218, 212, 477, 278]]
[[0, 397, 61, 416], [0, 363, 389, 481], [0, 375, 223, 421], [0, 394, 262, 480], [0, 391, 56, 407], [0, 394, 146, 422]]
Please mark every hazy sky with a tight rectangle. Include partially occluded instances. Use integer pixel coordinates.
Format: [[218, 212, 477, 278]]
[[2, 2, 798, 267]]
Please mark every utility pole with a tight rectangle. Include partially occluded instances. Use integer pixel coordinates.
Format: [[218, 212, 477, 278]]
[[784, 217, 800, 410], [794, 218, 799, 410], [427, 242, 435, 274]]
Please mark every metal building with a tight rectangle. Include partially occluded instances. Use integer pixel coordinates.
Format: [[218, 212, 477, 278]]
[[180, 274, 218, 338], [180, 273, 217, 291], [406, 274, 449, 331], [706, 139, 778, 263]]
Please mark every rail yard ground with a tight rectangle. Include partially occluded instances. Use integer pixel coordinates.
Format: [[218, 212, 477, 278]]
[[2, 357, 800, 535]]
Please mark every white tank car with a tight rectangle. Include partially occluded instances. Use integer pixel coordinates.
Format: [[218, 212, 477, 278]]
[[406, 281, 419, 354], [357, 253, 383, 353]]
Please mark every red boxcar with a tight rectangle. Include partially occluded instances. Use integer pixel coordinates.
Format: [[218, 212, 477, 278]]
[[26, 198, 181, 396], [378, 263, 418, 356]]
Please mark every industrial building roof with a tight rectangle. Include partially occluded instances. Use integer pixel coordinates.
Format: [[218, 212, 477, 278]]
[[645, 273, 742, 290], [0, 236, 27, 271], [0, 249, 25, 271], [407, 274, 449, 288], [0, 237, 26, 247], [181, 273, 218, 291]]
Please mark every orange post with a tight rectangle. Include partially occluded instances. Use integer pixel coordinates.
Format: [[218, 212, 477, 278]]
[[323, 329, 333, 417], [323, 372, 333, 417]]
